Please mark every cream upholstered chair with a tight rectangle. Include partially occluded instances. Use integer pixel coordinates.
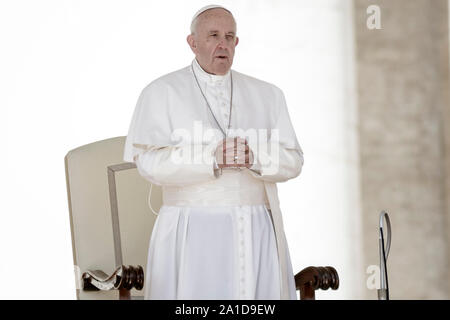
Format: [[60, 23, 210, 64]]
[[65, 136, 339, 300], [65, 136, 162, 300]]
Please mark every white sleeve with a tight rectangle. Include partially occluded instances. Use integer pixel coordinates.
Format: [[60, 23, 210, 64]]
[[246, 86, 304, 183], [134, 144, 221, 187], [247, 142, 303, 183]]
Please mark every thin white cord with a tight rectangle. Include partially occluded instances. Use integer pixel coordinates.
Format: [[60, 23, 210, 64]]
[[147, 183, 159, 216], [136, 153, 159, 216]]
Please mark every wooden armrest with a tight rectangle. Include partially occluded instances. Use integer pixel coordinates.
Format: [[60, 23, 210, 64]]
[[82, 265, 144, 299], [295, 266, 339, 300]]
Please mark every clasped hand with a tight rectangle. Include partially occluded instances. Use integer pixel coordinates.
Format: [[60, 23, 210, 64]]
[[215, 137, 254, 169]]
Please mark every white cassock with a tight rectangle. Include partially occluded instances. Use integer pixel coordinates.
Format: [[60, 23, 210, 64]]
[[123, 57, 304, 300]]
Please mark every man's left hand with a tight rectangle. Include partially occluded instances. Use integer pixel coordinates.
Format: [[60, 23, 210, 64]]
[[215, 137, 254, 168]]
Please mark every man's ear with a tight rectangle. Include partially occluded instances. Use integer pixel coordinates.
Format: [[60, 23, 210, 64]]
[[235, 36, 239, 47], [187, 34, 196, 53]]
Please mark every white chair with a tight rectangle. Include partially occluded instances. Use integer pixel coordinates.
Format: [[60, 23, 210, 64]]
[[65, 136, 162, 299]]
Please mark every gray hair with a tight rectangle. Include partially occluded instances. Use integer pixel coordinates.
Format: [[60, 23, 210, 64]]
[[190, 7, 236, 35]]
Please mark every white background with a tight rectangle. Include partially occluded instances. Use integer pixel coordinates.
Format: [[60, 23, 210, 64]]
[[0, 0, 363, 299]]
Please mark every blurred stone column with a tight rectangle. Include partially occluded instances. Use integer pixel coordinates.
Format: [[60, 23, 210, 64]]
[[353, 0, 450, 299]]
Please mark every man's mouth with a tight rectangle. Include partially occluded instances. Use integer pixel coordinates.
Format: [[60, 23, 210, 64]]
[[216, 56, 228, 59]]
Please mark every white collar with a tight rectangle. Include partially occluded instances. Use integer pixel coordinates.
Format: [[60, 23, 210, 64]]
[[191, 58, 231, 85]]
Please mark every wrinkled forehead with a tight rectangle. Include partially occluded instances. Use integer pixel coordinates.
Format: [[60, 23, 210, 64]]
[[196, 8, 236, 32]]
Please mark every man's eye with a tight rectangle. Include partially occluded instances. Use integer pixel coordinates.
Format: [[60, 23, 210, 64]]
[[211, 34, 217, 37]]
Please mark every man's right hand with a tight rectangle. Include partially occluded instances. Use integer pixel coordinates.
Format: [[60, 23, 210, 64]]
[[215, 137, 254, 169]]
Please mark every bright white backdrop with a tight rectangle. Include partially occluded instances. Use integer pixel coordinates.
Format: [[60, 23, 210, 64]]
[[0, 0, 363, 299]]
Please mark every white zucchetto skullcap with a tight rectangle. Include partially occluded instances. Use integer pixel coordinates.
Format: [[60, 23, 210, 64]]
[[190, 4, 233, 33]]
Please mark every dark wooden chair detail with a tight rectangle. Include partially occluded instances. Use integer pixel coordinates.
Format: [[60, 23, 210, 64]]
[[82, 265, 144, 300], [295, 266, 339, 299]]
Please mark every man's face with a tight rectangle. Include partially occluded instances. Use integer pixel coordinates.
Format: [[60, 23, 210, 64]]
[[187, 8, 239, 75]]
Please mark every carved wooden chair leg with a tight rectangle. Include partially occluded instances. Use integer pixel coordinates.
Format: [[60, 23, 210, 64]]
[[82, 265, 144, 300], [295, 266, 339, 300]]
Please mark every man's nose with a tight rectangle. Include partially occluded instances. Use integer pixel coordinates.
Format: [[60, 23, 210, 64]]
[[216, 37, 228, 49]]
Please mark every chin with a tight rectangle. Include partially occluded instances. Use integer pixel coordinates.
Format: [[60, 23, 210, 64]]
[[216, 69, 229, 75], [213, 63, 231, 74]]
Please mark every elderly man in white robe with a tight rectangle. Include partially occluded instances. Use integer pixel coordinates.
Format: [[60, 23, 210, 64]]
[[123, 4, 304, 300]]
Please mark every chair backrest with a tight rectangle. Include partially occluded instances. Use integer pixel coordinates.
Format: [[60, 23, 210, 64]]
[[65, 136, 162, 299]]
